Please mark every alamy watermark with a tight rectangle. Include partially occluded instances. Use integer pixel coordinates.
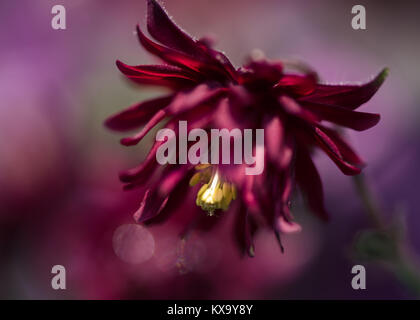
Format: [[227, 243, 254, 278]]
[[351, 265, 366, 290], [156, 121, 265, 175], [51, 265, 66, 290]]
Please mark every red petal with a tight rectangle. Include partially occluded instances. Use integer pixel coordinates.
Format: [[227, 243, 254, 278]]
[[105, 95, 173, 131], [144, 3, 237, 82], [133, 166, 190, 223], [317, 125, 364, 166], [119, 139, 164, 183], [120, 109, 167, 146], [147, 0, 206, 59], [133, 189, 169, 223], [295, 146, 329, 220], [234, 204, 257, 257], [116, 60, 196, 88], [264, 116, 284, 163], [312, 126, 362, 175], [279, 95, 319, 124], [299, 68, 388, 110], [200, 45, 238, 82], [136, 25, 203, 72], [165, 84, 226, 114], [274, 74, 317, 96], [301, 101, 380, 131], [276, 216, 302, 233], [120, 85, 225, 146]]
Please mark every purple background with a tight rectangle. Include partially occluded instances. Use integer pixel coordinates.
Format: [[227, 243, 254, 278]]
[[1, 0, 419, 299]]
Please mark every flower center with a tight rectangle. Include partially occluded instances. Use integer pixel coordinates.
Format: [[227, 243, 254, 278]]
[[189, 165, 236, 216]]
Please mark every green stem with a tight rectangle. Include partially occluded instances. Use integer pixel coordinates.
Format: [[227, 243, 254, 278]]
[[353, 174, 384, 229], [393, 254, 420, 297], [353, 174, 420, 298]]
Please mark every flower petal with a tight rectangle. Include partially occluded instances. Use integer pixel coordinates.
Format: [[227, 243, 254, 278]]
[[295, 146, 329, 220], [234, 204, 257, 257], [263, 117, 295, 170], [299, 68, 388, 109], [133, 165, 190, 223], [312, 126, 362, 175], [147, 0, 205, 58], [120, 109, 167, 146], [272, 167, 294, 225], [279, 95, 320, 124], [264, 115, 284, 162], [274, 74, 317, 96], [133, 189, 169, 223], [165, 84, 226, 114], [301, 101, 380, 131], [119, 139, 164, 183], [116, 60, 197, 88], [105, 95, 173, 131], [317, 125, 364, 166], [119, 105, 213, 185], [148, 178, 195, 227], [276, 215, 302, 233], [199, 44, 238, 82], [120, 84, 225, 146], [136, 25, 203, 72]]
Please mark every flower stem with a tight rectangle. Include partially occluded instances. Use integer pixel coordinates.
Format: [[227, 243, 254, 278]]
[[393, 254, 420, 297], [353, 174, 384, 229], [353, 173, 420, 297]]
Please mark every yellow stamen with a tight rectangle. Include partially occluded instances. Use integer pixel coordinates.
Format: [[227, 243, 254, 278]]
[[194, 168, 236, 215], [189, 172, 202, 186]]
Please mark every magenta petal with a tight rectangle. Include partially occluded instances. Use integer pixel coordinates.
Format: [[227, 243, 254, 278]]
[[234, 205, 257, 257], [271, 167, 294, 227], [147, 0, 205, 58], [116, 60, 196, 88], [312, 126, 362, 175], [295, 146, 329, 221], [300, 68, 388, 110], [198, 43, 239, 82], [133, 166, 190, 223], [242, 175, 258, 209], [301, 101, 380, 131], [119, 139, 163, 183], [276, 216, 302, 233], [120, 85, 225, 146], [279, 95, 319, 124], [136, 25, 203, 72], [274, 74, 316, 96], [165, 84, 226, 114], [264, 116, 284, 163], [120, 109, 167, 146], [158, 165, 193, 195], [105, 95, 173, 131], [317, 125, 364, 166], [133, 189, 169, 223], [148, 179, 194, 227], [279, 136, 295, 169], [211, 97, 241, 130]]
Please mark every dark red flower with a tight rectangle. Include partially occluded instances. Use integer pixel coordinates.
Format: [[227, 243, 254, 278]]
[[106, 0, 387, 256]]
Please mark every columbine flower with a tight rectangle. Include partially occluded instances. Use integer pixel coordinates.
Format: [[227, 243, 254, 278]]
[[106, 0, 387, 256]]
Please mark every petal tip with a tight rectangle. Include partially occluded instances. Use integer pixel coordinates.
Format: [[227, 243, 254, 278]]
[[120, 137, 137, 146], [379, 67, 390, 81], [247, 245, 255, 258], [104, 117, 114, 130], [372, 67, 389, 89], [115, 60, 128, 74]]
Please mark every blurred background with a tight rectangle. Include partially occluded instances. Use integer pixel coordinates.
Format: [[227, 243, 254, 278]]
[[1, 0, 419, 299]]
